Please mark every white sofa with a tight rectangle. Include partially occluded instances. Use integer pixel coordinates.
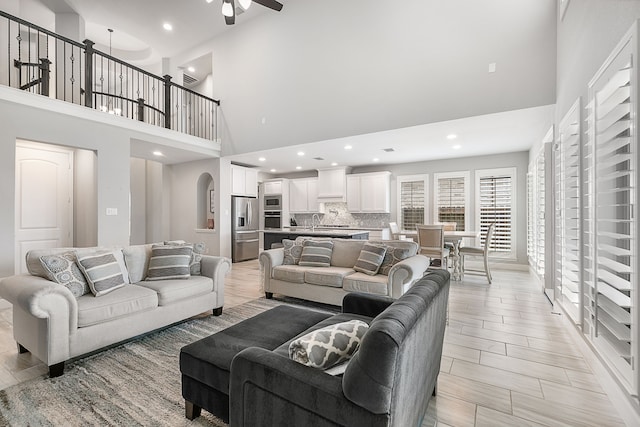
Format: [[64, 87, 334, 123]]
[[259, 239, 430, 306], [0, 244, 231, 377]]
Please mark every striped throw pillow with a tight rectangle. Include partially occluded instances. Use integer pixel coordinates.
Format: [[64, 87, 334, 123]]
[[353, 243, 387, 275], [298, 240, 334, 267], [76, 251, 127, 297], [146, 244, 193, 280]]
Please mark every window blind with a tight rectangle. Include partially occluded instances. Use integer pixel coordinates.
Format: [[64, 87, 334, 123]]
[[436, 177, 466, 231], [400, 180, 425, 231], [556, 103, 582, 324], [586, 44, 636, 392], [478, 176, 512, 252]]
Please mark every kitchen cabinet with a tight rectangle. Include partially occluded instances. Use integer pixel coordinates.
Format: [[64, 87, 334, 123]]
[[263, 180, 283, 195], [346, 171, 391, 213], [317, 167, 349, 202], [231, 165, 257, 197], [289, 178, 318, 213]]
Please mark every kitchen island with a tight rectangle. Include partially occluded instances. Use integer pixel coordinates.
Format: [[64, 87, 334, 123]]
[[263, 229, 370, 250]]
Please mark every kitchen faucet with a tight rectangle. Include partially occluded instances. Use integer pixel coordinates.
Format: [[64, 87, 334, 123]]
[[311, 213, 321, 231]]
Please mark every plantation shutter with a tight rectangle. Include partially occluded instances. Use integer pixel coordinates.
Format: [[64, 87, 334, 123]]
[[535, 153, 546, 276], [585, 38, 636, 393], [436, 177, 466, 230], [400, 180, 425, 231], [478, 176, 512, 252]]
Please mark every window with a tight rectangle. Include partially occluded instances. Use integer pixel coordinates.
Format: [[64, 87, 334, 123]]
[[434, 172, 469, 231], [475, 168, 516, 258], [397, 175, 428, 231]]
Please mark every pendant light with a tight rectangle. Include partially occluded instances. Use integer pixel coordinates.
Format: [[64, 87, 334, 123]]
[[222, 0, 234, 17], [238, 0, 251, 10]]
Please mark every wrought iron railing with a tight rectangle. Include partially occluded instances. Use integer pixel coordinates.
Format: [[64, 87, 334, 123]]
[[0, 10, 219, 141]]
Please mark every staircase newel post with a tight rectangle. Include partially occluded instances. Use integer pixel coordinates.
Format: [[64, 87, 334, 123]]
[[83, 39, 94, 108], [39, 58, 51, 96], [163, 74, 172, 129]]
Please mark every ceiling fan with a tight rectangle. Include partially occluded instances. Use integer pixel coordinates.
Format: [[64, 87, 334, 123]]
[[219, 0, 283, 25]]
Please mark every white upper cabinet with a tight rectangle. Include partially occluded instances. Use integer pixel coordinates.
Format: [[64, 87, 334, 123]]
[[231, 165, 258, 197], [317, 167, 350, 202], [346, 171, 391, 213], [263, 180, 283, 195], [289, 178, 318, 213]]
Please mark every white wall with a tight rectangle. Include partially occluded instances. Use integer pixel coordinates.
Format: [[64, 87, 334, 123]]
[[171, 0, 556, 156]]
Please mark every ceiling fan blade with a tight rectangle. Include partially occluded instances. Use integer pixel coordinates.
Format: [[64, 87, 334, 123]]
[[224, 0, 236, 25], [253, 0, 283, 12]]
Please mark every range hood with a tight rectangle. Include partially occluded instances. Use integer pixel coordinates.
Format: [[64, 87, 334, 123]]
[[316, 167, 351, 202]]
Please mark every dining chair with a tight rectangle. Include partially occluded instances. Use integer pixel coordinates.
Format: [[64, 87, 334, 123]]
[[416, 224, 449, 270], [459, 222, 495, 283], [388, 221, 401, 239]]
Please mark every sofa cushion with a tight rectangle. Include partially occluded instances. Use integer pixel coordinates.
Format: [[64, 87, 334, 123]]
[[146, 244, 193, 280], [353, 243, 387, 276], [289, 320, 369, 369], [330, 240, 367, 268], [272, 265, 307, 283], [282, 237, 311, 265], [77, 284, 158, 327], [299, 240, 334, 267], [304, 267, 356, 288], [137, 275, 213, 305], [39, 251, 91, 297], [343, 272, 389, 296], [123, 244, 153, 283], [378, 245, 415, 276], [76, 251, 128, 297]]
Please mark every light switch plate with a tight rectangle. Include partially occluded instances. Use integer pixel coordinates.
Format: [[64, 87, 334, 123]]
[[106, 208, 118, 216]]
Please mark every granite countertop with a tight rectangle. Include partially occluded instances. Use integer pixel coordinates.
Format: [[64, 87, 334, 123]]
[[282, 226, 388, 231], [264, 229, 370, 236]]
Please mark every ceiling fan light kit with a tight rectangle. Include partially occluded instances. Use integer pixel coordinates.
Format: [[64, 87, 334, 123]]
[[216, 0, 283, 25]]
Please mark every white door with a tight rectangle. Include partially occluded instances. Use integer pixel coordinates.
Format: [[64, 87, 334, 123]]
[[15, 142, 73, 274]]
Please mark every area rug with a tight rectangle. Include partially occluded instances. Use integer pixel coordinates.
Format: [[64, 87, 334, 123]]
[[0, 297, 336, 426]]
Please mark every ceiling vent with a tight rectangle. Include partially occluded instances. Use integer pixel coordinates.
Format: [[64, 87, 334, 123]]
[[382, 148, 395, 152], [183, 73, 198, 85], [313, 157, 325, 161]]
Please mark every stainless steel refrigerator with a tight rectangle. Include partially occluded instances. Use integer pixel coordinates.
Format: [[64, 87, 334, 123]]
[[231, 196, 259, 262]]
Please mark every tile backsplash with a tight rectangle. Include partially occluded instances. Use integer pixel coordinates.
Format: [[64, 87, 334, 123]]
[[290, 202, 391, 228]]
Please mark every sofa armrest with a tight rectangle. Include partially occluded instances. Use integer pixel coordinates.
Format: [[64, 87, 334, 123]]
[[342, 292, 394, 318], [230, 347, 380, 427], [387, 255, 430, 299], [258, 249, 284, 292], [0, 274, 78, 332], [200, 255, 231, 308]]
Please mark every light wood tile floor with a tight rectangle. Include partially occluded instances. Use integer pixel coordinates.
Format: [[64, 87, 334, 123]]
[[0, 261, 631, 426]]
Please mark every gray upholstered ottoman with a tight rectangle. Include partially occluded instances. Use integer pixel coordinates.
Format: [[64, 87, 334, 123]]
[[179, 305, 332, 422]]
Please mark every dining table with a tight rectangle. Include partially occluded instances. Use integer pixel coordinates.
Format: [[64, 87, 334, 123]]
[[400, 230, 481, 281]]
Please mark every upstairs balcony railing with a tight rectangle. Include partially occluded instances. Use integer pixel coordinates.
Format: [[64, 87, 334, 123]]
[[0, 11, 219, 141]]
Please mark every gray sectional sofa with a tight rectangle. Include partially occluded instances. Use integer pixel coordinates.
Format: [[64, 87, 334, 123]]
[[0, 244, 230, 377], [259, 238, 430, 305]]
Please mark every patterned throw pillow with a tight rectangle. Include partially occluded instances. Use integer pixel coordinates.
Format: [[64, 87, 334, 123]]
[[298, 240, 334, 267], [378, 246, 414, 276], [146, 244, 193, 281], [39, 252, 91, 297], [282, 237, 309, 265], [76, 251, 127, 297], [165, 241, 206, 275], [353, 243, 387, 276], [289, 320, 369, 369]]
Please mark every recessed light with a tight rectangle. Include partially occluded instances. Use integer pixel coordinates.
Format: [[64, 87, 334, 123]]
[[187, 66, 195, 73], [331, 162, 338, 166], [297, 151, 305, 156], [447, 134, 457, 140], [296, 166, 302, 170], [206, 0, 213, 3], [270, 168, 276, 173], [258, 157, 266, 162], [163, 22, 173, 31], [153, 151, 164, 156], [452, 145, 461, 150], [373, 158, 379, 162], [344, 145, 352, 150]]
